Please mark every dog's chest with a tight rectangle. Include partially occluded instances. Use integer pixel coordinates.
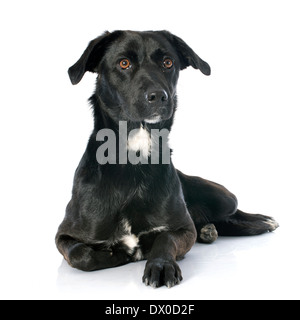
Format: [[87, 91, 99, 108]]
[[96, 219, 167, 261], [127, 125, 151, 158], [118, 219, 141, 259]]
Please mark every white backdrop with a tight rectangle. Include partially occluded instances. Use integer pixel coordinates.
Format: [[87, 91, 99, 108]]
[[0, 0, 299, 300]]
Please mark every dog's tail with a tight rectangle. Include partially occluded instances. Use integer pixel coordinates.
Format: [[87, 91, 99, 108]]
[[213, 209, 279, 236]]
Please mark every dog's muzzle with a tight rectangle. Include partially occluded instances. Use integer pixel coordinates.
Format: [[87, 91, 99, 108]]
[[145, 89, 168, 105], [144, 89, 172, 122]]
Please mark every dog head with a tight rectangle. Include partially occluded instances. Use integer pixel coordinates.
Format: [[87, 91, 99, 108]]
[[68, 30, 210, 124]]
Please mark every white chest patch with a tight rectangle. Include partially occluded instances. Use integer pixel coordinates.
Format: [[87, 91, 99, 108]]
[[93, 220, 169, 262], [121, 234, 139, 253], [127, 126, 151, 158], [119, 220, 169, 261], [120, 219, 143, 261]]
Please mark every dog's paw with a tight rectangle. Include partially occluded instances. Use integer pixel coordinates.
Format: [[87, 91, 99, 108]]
[[142, 258, 183, 288], [263, 217, 279, 232], [198, 223, 218, 243], [246, 213, 279, 233]]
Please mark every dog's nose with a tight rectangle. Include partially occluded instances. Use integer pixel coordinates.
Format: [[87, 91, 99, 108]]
[[145, 89, 168, 104]]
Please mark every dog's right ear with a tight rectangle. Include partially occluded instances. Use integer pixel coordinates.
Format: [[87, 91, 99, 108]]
[[160, 31, 211, 76], [68, 31, 122, 85]]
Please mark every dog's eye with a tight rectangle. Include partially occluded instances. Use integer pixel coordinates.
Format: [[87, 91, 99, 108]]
[[119, 59, 131, 69], [163, 58, 173, 69]]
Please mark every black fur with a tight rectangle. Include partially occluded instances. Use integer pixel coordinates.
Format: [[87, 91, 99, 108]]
[[56, 30, 279, 288]]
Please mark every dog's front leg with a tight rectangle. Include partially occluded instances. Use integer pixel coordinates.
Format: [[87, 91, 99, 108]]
[[56, 236, 131, 271], [142, 228, 196, 288]]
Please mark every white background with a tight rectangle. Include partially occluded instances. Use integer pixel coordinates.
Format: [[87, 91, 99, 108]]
[[0, 0, 299, 300]]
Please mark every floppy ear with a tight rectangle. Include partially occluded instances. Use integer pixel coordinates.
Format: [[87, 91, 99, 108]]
[[68, 31, 122, 85], [160, 31, 211, 76]]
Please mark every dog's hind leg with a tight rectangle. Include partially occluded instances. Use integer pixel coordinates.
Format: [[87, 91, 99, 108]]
[[177, 170, 279, 240], [177, 169, 238, 243], [214, 209, 279, 236], [198, 223, 219, 243], [56, 235, 131, 271]]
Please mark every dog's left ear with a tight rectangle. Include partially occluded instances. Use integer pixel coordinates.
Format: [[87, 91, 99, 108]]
[[68, 31, 123, 85], [160, 31, 211, 76]]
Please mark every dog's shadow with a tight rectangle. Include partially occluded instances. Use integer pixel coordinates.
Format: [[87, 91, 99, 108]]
[[180, 232, 276, 282], [56, 257, 147, 297]]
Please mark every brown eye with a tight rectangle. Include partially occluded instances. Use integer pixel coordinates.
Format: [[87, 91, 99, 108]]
[[120, 59, 131, 69], [163, 58, 173, 69]]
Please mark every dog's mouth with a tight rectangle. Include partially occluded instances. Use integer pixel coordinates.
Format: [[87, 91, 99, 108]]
[[144, 114, 162, 124], [122, 106, 174, 124], [143, 101, 175, 124], [120, 96, 175, 124]]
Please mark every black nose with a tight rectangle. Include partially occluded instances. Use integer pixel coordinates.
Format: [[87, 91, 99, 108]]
[[145, 89, 168, 104]]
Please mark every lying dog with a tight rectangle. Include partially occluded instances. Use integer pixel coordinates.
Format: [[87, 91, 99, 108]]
[[56, 30, 279, 288]]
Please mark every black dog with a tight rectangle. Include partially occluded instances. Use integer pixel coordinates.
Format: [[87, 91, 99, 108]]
[[56, 30, 279, 288]]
